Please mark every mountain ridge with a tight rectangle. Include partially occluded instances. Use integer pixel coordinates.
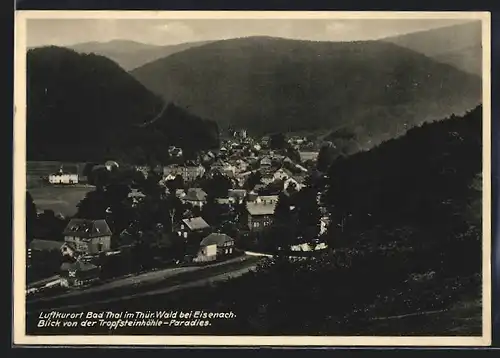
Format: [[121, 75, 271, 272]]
[[27, 46, 219, 163], [383, 20, 482, 76], [130, 35, 481, 155], [68, 39, 215, 71]]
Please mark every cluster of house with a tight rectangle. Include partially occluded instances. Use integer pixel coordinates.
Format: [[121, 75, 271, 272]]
[[29, 131, 327, 290], [28, 219, 113, 287], [28, 215, 240, 288], [47, 161, 120, 185]]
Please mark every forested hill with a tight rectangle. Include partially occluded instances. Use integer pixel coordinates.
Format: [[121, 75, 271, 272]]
[[131, 36, 481, 145], [27, 46, 219, 163], [324, 105, 482, 230], [384, 21, 482, 76]]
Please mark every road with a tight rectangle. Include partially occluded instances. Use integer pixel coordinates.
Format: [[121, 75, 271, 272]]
[[26, 255, 264, 314]]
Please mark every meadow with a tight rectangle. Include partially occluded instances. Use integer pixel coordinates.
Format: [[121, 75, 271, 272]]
[[29, 186, 94, 218], [27, 161, 94, 217]]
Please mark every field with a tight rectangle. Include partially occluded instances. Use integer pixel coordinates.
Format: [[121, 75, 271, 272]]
[[26, 161, 94, 217], [29, 186, 94, 217]]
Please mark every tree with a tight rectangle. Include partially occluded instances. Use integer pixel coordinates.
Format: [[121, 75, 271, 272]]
[[89, 165, 111, 188], [294, 186, 321, 242], [141, 169, 164, 198], [317, 144, 336, 172], [271, 193, 296, 251], [82, 163, 97, 180], [201, 195, 224, 227], [201, 172, 232, 198], [26, 191, 37, 244], [161, 192, 185, 232], [105, 182, 134, 234], [274, 193, 293, 226], [165, 174, 184, 192], [284, 181, 299, 196], [270, 133, 287, 150], [244, 171, 262, 191], [286, 146, 302, 163], [36, 209, 68, 241], [75, 188, 109, 220]]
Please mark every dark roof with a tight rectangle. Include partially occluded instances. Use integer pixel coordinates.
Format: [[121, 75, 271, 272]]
[[246, 202, 276, 216], [200, 233, 234, 247], [61, 260, 98, 272], [63, 219, 112, 238], [182, 217, 210, 231], [29, 239, 64, 252]]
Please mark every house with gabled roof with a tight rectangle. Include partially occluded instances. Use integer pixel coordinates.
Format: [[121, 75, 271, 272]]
[[63, 218, 113, 256], [193, 233, 235, 263], [48, 166, 79, 185], [175, 216, 210, 239], [246, 200, 277, 231], [60, 260, 100, 287], [273, 167, 295, 181]]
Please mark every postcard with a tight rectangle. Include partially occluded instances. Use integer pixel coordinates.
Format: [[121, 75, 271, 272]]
[[13, 10, 492, 346]]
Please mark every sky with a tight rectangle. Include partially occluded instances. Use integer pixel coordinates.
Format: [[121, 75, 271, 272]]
[[25, 18, 476, 48]]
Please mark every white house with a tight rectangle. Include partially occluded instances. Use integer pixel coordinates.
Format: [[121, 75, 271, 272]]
[[48, 167, 78, 185], [290, 242, 328, 252], [193, 233, 235, 263]]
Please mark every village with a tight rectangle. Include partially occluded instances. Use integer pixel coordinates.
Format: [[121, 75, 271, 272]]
[[26, 130, 332, 298]]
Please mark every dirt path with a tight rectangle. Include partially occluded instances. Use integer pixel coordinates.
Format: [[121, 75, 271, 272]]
[[29, 255, 250, 304], [33, 264, 257, 313], [27, 255, 262, 313]]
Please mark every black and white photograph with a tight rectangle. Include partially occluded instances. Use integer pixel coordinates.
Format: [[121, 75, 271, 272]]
[[13, 11, 492, 346]]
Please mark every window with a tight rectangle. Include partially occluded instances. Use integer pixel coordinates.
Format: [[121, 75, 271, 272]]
[[97, 243, 103, 252]]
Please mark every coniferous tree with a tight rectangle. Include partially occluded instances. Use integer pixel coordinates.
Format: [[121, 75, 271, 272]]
[[271, 192, 295, 251], [295, 186, 322, 243]]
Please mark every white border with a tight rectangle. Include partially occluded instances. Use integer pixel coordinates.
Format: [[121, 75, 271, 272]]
[[13, 10, 492, 347]]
